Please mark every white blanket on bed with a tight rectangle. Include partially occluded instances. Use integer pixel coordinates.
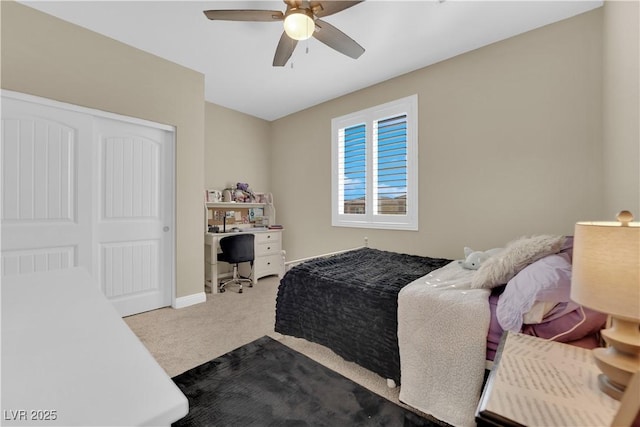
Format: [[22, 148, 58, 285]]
[[398, 261, 490, 427]]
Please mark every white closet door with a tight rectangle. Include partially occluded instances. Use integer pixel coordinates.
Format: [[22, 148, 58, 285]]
[[94, 117, 173, 316], [1, 98, 94, 277], [1, 92, 174, 317]]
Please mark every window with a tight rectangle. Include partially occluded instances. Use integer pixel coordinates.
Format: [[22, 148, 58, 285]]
[[331, 95, 418, 230]]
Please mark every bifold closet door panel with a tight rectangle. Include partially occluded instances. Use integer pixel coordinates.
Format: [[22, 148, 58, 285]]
[[93, 116, 174, 316], [1, 97, 94, 277]]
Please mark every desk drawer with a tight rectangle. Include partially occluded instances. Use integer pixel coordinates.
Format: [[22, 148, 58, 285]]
[[256, 241, 281, 257], [255, 253, 283, 278], [255, 232, 280, 245]]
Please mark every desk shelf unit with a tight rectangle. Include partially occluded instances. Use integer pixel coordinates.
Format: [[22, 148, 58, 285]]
[[204, 201, 276, 231]]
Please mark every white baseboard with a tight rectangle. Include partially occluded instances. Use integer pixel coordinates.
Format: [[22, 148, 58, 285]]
[[173, 292, 206, 309]]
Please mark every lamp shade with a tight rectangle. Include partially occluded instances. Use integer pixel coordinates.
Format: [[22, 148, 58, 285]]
[[570, 212, 640, 321]]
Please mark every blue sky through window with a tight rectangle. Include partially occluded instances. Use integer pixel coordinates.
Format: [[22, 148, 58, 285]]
[[343, 124, 366, 201]]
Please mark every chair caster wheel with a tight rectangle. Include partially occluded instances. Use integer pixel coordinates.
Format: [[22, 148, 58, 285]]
[[249, 283, 253, 288], [239, 289, 243, 294], [219, 288, 225, 293]]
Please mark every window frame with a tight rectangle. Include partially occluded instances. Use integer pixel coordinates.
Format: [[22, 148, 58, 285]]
[[331, 94, 418, 231]]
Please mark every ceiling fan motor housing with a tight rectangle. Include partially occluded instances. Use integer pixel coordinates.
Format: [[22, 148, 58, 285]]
[[283, 8, 315, 40]]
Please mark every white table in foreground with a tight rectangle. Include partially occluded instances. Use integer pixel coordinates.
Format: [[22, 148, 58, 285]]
[[1, 268, 188, 426]]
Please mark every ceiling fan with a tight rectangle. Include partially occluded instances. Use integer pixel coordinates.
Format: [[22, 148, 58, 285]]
[[203, 1, 365, 67]]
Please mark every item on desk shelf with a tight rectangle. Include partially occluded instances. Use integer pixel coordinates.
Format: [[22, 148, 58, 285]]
[[223, 189, 233, 202], [250, 208, 264, 221], [234, 188, 246, 202], [253, 215, 265, 226], [254, 192, 266, 203], [228, 182, 256, 203], [206, 189, 222, 203], [268, 224, 283, 229]]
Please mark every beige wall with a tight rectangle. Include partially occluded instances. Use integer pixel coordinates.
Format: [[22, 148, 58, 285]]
[[204, 102, 271, 193], [271, 8, 605, 261], [602, 0, 640, 217], [1, 1, 205, 299], [4, 1, 636, 301]]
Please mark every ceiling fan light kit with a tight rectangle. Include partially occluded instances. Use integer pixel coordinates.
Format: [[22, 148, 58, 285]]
[[204, 1, 365, 67], [283, 9, 315, 40]]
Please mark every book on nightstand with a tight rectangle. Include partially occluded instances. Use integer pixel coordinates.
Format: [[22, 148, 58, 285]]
[[476, 332, 621, 427]]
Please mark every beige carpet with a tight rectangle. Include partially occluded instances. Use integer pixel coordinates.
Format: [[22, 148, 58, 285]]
[[124, 276, 408, 407]]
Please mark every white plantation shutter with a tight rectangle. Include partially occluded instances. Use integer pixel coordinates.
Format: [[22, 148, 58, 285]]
[[374, 114, 407, 215], [332, 95, 418, 230], [338, 123, 366, 214]]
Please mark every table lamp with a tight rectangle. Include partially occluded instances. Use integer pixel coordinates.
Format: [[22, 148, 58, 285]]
[[570, 210, 640, 400]]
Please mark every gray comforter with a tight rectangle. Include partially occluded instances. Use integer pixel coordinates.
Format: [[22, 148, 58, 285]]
[[274, 247, 451, 383]]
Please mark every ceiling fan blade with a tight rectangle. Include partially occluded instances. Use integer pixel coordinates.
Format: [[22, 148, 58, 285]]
[[203, 10, 284, 21], [313, 19, 364, 59], [310, 1, 363, 18], [273, 32, 298, 66]]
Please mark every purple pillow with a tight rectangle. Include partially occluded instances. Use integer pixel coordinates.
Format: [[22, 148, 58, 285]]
[[497, 252, 576, 332], [486, 288, 505, 361], [522, 306, 607, 342]]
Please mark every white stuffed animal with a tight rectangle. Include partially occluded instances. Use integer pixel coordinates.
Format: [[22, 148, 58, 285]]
[[459, 246, 503, 270]]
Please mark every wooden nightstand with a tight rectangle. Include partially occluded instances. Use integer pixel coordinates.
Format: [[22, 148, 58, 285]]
[[476, 332, 621, 427]]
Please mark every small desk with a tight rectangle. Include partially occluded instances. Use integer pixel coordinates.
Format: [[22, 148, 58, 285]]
[[476, 332, 620, 427], [1, 268, 188, 426], [204, 228, 285, 293]]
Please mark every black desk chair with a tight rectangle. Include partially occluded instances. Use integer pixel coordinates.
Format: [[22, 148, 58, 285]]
[[217, 234, 254, 293]]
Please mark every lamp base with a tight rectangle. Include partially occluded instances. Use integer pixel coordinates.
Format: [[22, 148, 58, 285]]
[[597, 373, 626, 400], [592, 316, 640, 401]]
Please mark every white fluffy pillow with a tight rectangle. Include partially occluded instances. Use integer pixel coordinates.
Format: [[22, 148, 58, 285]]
[[470, 235, 566, 289]]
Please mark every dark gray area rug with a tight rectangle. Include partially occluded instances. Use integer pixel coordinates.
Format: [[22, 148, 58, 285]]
[[172, 336, 444, 427]]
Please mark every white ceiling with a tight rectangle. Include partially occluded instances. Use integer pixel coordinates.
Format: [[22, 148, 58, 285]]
[[19, 0, 603, 121]]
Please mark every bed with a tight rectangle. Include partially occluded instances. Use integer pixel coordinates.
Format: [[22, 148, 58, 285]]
[[275, 247, 451, 384], [274, 235, 607, 427]]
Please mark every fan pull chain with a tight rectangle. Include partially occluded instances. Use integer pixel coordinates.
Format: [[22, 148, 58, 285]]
[[289, 35, 310, 69]]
